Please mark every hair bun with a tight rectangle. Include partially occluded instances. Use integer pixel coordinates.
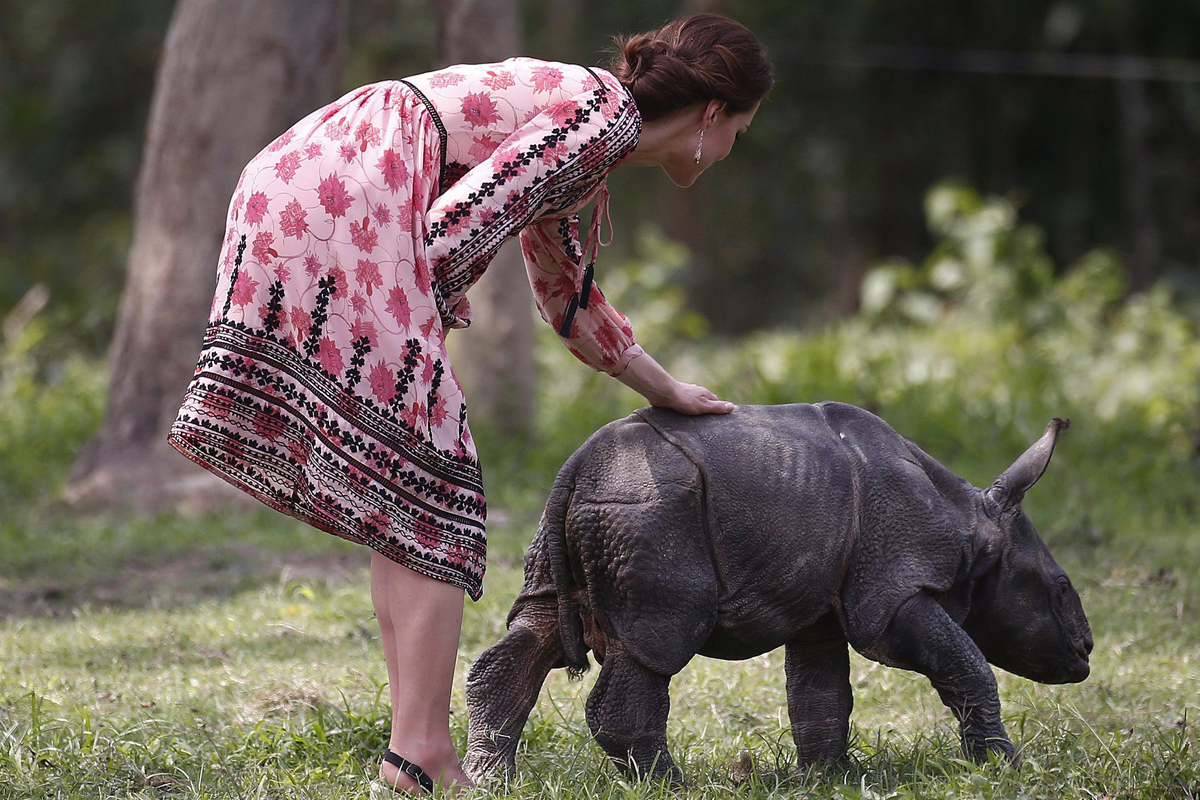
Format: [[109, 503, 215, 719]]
[[608, 14, 773, 121], [628, 50, 652, 83], [618, 34, 666, 85]]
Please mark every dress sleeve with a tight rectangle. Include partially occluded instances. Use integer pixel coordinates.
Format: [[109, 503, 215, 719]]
[[423, 82, 640, 313], [520, 214, 643, 377]]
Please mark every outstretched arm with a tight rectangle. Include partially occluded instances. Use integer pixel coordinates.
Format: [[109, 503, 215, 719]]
[[616, 350, 734, 415], [522, 214, 733, 415]]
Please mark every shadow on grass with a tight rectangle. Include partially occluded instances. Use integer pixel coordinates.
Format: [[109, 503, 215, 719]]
[[0, 502, 540, 620], [0, 540, 369, 619], [0, 498, 365, 619]]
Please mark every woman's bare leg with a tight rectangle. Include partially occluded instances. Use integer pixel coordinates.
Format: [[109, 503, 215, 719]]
[[370, 551, 473, 794]]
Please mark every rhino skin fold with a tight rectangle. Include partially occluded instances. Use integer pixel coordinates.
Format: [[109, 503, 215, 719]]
[[463, 402, 1093, 784]]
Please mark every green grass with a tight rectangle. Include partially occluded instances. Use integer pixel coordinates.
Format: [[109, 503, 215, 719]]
[[3, 189, 1198, 797], [1, 505, 1197, 800]]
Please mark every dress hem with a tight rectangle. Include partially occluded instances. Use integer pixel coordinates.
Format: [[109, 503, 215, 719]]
[[166, 431, 485, 601]]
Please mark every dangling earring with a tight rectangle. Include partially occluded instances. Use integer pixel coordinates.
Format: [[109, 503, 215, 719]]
[[693, 129, 705, 164]]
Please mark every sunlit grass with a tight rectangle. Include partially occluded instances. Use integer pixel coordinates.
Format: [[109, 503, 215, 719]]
[[3, 189, 1199, 797], [2, 511, 1197, 799]]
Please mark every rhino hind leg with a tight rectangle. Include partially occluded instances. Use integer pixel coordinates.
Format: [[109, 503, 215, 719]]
[[464, 600, 563, 783], [585, 643, 683, 785], [785, 624, 854, 771]]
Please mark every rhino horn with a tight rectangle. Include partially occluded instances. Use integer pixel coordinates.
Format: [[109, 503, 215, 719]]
[[986, 418, 1070, 511]]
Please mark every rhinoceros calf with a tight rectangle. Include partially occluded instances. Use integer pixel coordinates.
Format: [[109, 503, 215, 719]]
[[464, 402, 1092, 783]]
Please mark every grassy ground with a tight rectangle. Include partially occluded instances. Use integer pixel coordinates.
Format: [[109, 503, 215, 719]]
[[5, 185, 1198, 797], [1, 498, 1198, 800]]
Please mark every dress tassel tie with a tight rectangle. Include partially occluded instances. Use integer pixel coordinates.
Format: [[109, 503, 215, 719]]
[[579, 263, 595, 309], [558, 294, 579, 337], [558, 183, 613, 337]]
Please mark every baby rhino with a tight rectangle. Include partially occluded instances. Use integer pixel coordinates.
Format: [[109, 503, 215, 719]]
[[465, 402, 1092, 783]]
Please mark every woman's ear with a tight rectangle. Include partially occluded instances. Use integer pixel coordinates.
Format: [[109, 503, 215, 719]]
[[703, 99, 725, 127]]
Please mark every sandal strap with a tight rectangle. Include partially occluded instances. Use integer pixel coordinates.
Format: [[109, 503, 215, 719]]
[[382, 749, 436, 794]]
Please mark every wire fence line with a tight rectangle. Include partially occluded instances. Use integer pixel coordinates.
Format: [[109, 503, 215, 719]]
[[780, 43, 1200, 83]]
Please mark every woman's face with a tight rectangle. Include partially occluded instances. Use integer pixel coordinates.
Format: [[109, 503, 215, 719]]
[[663, 100, 760, 188]]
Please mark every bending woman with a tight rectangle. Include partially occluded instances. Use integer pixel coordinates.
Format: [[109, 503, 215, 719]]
[[168, 12, 772, 796]]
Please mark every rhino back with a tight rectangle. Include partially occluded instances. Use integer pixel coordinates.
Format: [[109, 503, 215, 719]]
[[627, 405, 859, 657]]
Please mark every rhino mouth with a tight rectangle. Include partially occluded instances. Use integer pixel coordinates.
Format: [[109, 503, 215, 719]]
[[1040, 649, 1090, 684], [1057, 626, 1093, 683], [1054, 657, 1090, 684], [1011, 635, 1090, 684], [1041, 602, 1092, 684], [1073, 634, 1093, 661]]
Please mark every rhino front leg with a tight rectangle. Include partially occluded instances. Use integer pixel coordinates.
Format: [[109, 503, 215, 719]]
[[464, 601, 562, 783], [585, 644, 683, 784], [785, 631, 853, 770], [876, 593, 1016, 764]]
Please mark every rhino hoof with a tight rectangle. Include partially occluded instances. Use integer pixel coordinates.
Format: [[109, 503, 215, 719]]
[[462, 751, 514, 788]]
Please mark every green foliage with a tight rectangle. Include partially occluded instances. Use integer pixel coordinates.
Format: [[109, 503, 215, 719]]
[[0, 182, 1198, 798], [850, 184, 1200, 450], [0, 0, 174, 352], [0, 321, 105, 508], [8, 0, 1200, 351], [511, 183, 1200, 555]]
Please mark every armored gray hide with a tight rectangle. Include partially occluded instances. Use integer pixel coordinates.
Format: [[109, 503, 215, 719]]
[[464, 402, 1092, 784]]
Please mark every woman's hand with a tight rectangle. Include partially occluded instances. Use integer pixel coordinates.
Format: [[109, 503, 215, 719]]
[[653, 381, 735, 415], [615, 352, 735, 416]]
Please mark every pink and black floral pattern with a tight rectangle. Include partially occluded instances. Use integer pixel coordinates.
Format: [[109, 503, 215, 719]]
[[170, 59, 642, 599]]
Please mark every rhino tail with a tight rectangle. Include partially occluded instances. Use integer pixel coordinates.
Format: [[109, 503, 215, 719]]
[[544, 449, 590, 679]]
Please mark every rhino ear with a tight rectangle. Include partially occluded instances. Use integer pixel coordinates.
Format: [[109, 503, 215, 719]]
[[986, 418, 1070, 511]]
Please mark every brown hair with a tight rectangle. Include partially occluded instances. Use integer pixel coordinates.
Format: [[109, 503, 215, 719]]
[[608, 14, 774, 122]]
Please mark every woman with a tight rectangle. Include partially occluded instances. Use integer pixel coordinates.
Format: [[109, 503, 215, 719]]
[[168, 12, 772, 796]]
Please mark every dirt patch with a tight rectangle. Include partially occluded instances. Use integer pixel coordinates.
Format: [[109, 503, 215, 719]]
[[236, 679, 334, 725], [0, 543, 367, 619]]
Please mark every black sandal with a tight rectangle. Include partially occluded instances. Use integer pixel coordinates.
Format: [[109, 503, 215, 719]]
[[380, 748, 436, 794]]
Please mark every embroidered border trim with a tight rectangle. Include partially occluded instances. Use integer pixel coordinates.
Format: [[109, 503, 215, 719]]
[[430, 93, 641, 309], [168, 322, 488, 599], [399, 79, 448, 192]]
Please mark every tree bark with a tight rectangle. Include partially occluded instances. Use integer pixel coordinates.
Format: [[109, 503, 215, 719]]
[[435, 0, 536, 443], [68, 0, 348, 512], [1115, 29, 1161, 291]]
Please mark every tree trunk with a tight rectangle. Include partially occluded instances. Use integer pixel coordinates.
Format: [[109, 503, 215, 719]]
[[435, 0, 536, 443], [68, 0, 348, 512], [1116, 33, 1161, 291]]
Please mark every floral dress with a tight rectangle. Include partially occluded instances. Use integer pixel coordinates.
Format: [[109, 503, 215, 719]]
[[168, 58, 643, 600]]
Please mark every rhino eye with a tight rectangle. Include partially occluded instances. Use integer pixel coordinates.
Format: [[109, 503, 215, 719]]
[[1055, 576, 1071, 593]]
